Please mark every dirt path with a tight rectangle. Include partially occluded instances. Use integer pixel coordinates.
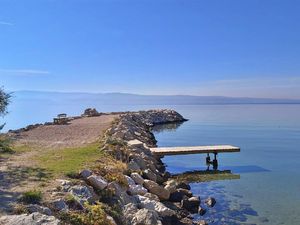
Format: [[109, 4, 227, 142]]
[[0, 115, 118, 215]]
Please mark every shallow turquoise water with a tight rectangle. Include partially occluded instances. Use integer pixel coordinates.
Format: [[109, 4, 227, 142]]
[[4, 100, 300, 224], [153, 105, 300, 225]]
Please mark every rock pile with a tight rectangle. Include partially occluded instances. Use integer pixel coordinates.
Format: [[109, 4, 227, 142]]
[[2, 109, 216, 225]]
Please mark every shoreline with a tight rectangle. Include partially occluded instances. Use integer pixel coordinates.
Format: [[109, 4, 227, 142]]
[[0, 109, 214, 225]]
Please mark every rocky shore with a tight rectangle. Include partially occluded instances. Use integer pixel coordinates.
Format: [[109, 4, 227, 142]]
[[0, 109, 215, 225]]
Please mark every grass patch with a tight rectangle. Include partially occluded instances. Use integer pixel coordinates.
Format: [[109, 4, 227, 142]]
[[20, 190, 42, 204], [37, 143, 103, 177]]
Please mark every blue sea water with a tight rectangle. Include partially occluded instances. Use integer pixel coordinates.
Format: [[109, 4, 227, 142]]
[[3, 99, 300, 224], [153, 105, 300, 225]]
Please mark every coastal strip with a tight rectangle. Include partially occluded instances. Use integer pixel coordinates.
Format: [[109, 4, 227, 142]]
[[0, 109, 215, 225]]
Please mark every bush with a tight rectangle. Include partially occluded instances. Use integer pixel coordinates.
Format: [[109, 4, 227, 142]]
[[59, 203, 114, 225], [20, 190, 42, 204]]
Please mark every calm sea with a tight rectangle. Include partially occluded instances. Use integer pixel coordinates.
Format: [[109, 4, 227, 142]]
[[3, 100, 300, 225]]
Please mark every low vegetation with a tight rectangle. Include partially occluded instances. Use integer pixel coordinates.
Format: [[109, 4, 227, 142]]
[[20, 190, 42, 204], [59, 202, 115, 225], [37, 143, 103, 177]]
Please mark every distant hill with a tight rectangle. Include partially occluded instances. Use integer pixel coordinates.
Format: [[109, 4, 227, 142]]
[[13, 90, 300, 105]]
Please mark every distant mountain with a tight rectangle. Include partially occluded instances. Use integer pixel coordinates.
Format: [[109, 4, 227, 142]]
[[13, 90, 300, 105]]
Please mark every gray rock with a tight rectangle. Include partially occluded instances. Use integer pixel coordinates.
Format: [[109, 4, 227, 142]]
[[0, 212, 61, 225], [137, 195, 175, 217], [123, 203, 139, 222], [127, 139, 144, 148], [143, 180, 170, 201], [125, 175, 136, 186], [176, 182, 191, 190], [87, 175, 108, 190], [128, 184, 148, 196], [164, 180, 177, 194], [143, 193, 160, 201], [26, 204, 52, 216], [131, 208, 160, 225], [205, 197, 216, 207], [195, 220, 208, 225], [79, 169, 92, 179], [169, 188, 193, 202], [181, 196, 200, 213], [198, 206, 207, 216], [51, 199, 68, 211], [128, 160, 141, 171], [131, 172, 144, 185], [107, 181, 136, 205], [143, 169, 157, 182], [69, 185, 95, 204]]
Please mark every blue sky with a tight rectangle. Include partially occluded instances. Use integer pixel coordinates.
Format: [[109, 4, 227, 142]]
[[1, 0, 300, 98]]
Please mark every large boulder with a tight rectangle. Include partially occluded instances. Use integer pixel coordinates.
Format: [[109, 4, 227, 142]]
[[69, 185, 95, 205], [142, 169, 157, 182], [181, 196, 200, 213], [51, 199, 68, 211], [176, 182, 191, 190], [131, 208, 161, 225], [87, 175, 108, 190], [128, 184, 148, 195], [143, 180, 170, 201], [169, 189, 193, 202], [0, 213, 60, 225], [25, 204, 52, 216], [137, 195, 175, 217], [164, 180, 177, 194], [107, 181, 136, 205], [131, 172, 144, 185], [79, 169, 92, 179]]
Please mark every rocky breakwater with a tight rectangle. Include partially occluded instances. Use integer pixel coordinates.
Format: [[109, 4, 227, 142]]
[[96, 109, 209, 225], [0, 109, 214, 225]]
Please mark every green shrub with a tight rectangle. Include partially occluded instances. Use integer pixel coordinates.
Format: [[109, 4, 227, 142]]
[[59, 203, 114, 225], [20, 190, 42, 204]]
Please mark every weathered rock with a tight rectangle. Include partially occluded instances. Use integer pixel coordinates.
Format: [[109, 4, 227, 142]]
[[169, 189, 193, 202], [198, 206, 207, 216], [176, 182, 191, 190], [128, 160, 141, 171], [51, 199, 68, 211], [131, 172, 144, 185], [26, 204, 52, 216], [128, 139, 144, 148], [143, 180, 170, 200], [131, 208, 161, 225], [0, 213, 60, 225], [128, 184, 148, 195], [125, 175, 136, 186], [69, 185, 95, 205], [181, 196, 200, 213], [195, 220, 208, 225], [137, 195, 175, 217], [164, 180, 177, 194], [131, 156, 147, 170], [79, 169, 92, 179], [87, 175, 108, 190], [205, 197, 216, 207], [107, 181, 136, 205], [107, 215, 117, 225], [123, 203, 139, 222], [143, 193, 160, 201], [143, 169, 157, 182]]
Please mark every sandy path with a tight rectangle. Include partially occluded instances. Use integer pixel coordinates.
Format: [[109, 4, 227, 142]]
[[0, 115, 118, 215]]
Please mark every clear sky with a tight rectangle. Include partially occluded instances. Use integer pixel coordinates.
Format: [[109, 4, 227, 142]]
[[1, 0, 300, 98]]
